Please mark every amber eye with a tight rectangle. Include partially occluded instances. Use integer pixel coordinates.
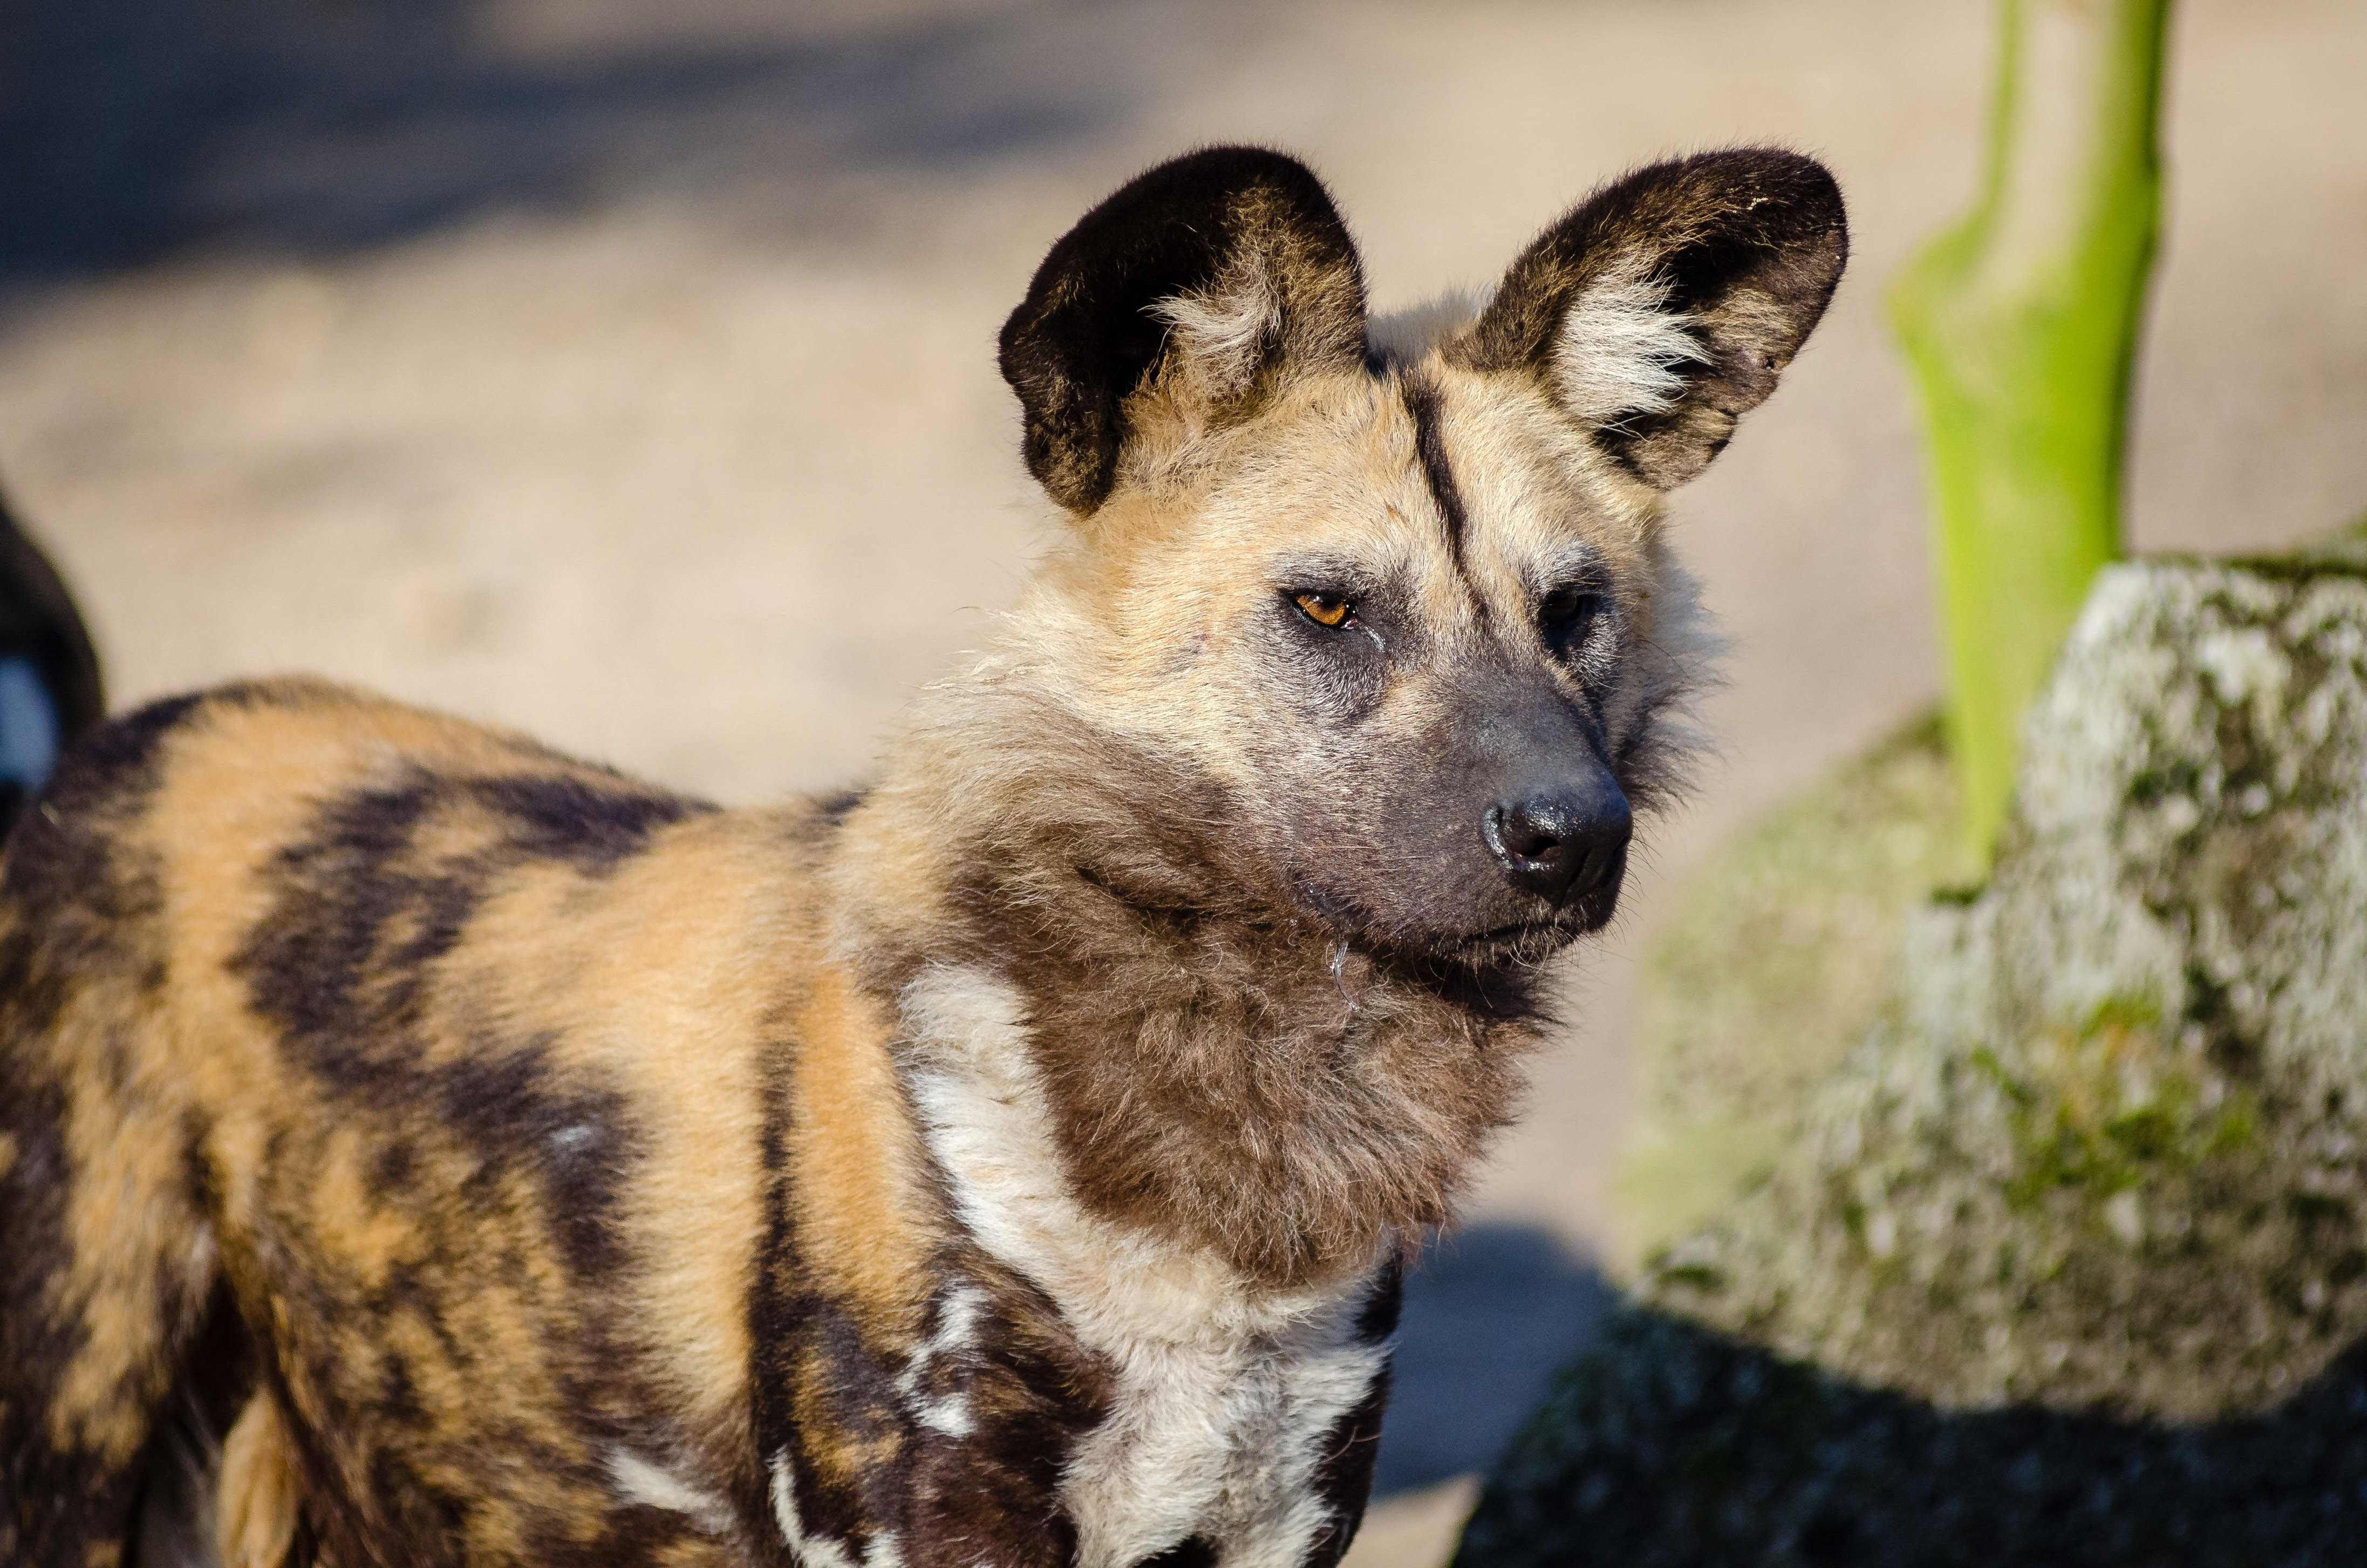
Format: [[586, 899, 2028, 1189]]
[[1294, 592, 1353, 628]]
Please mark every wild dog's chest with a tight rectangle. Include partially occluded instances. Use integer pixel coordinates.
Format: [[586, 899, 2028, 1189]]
[[1057, 1297, 1389, 1568], [897, 966, 1393, 1567]]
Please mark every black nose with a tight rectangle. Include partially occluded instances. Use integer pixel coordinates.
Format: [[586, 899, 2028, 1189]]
[[1482, 779, 1632, 906]]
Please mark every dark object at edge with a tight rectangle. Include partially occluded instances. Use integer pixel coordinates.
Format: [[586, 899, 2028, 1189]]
[[0, 481, 105, 833]]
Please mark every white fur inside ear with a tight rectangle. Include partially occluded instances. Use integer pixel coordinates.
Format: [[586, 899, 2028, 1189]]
[[1148, 262, 1281, 403], [1551, 271, 1702, 427]]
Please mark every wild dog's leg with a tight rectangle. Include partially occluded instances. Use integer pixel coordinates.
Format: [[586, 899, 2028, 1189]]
[[216, 1394, 302, 1568], [0, 700, 219, 1567], [0, 952, 220, 1568]]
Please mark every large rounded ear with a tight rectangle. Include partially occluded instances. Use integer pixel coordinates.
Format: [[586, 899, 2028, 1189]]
[[1450, 149, 1846, 490], [999, 147, 1368, 514]]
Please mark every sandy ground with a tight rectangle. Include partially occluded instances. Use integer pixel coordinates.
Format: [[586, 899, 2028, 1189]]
[[2, 1, 2361, 1561]]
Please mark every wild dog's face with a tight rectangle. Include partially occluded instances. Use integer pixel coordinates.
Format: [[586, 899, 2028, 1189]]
[[999, 148, 1845, 964]]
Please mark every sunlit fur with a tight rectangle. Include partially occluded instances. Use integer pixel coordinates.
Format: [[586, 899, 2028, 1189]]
[[0, 146, 1841, 1568]]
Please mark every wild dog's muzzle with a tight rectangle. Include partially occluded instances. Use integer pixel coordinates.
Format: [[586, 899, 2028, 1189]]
[[1481, 770, 1631, 909], [1279, 668, 1639, 957]]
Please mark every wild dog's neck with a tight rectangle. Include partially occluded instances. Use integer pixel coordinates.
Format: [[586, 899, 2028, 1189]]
[[830, 672, 1545, 1293]]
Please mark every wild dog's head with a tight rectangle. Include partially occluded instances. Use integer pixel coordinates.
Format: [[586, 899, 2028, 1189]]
[[993, 146, 1844, 968]]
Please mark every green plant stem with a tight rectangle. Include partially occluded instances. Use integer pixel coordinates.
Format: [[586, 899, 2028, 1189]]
[[1892, 0, 2172, 864]]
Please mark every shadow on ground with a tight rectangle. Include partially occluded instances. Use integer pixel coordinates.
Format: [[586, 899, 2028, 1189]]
[[0, 0, 1260, 274], [1374, 1224, 1611, 1499], [1456, 1301, 2367, 1567]]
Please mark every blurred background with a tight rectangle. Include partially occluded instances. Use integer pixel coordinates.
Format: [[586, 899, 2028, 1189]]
[[2, 0, 2360, 1559]]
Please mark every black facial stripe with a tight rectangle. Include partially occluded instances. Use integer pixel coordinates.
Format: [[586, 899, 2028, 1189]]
[[1400, 376, 1485, 624]]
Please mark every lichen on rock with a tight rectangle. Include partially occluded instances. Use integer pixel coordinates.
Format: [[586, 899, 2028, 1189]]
[[1617, 712, 1967, 1264], [1460, 533, 2367, 1565]]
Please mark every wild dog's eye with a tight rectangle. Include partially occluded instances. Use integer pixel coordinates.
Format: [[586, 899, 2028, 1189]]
[[1294, 592, 1353, 629], [1540, 585, 1606, 652]]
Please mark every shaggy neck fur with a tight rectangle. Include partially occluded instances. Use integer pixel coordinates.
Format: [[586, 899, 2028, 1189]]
[[833, 653, 1546, 1293]]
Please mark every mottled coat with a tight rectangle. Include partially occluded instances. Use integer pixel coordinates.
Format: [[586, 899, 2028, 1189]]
[[0, 146, 1844, 1568]]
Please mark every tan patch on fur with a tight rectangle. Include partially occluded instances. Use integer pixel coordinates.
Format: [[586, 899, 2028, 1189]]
[[309, 1127, 422, 1292], [788, 960, 936, 1337], [217, 1395, 301, 1568], [50, 1052, 207, 1461]]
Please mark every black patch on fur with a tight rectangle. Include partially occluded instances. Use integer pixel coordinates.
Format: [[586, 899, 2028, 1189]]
[[750, 1241, 901, 1555], [747, 1043, 804, 1461], [1137, 1537, 1218, 1568], [1301, 1366, 1393, 1568], [1450, 148, 1846, 489], [1357, 1256, 1407, 1342], [128, 1277, 266, 1568], [438, 1034, 639, 1279], [464, 773, 702, 870], [999, 146, 1367, 513], [1287, 1257, 1405, 1565], [371, 1136, 418, 1195], [899, 1257, 1107, 1567], [239, 777, 449, 1078], [0, 1072, 97, 1563], [814, 786, 870, 826]]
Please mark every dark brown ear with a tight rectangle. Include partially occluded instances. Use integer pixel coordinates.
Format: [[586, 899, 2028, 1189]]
[[999, 147, 1368, 514], [1450, 149, 1846, 489]]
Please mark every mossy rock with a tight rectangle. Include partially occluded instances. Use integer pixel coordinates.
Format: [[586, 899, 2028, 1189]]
[[1617, 713, 1968, 1263], [1463, 530, 2367, 1565]]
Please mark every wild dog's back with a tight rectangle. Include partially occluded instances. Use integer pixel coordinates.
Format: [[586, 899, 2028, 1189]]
[[0, 678, 856, 1566]]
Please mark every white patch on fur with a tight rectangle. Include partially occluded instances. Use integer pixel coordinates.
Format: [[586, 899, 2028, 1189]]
[[608, 1448, 733, 1536], [1551, 270, 1702, 427], [1149, 265, 1280, 404], [769, 1451, 852, 1568], [901, 965, 1391, 1568], [769, 1450, 906, 1568], [1224, 1306, 1394, 1568], [895, 1284, 987, 1439]]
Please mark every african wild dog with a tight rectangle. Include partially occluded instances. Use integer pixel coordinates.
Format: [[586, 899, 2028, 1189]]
[[0, 146, 1844, 1567]]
